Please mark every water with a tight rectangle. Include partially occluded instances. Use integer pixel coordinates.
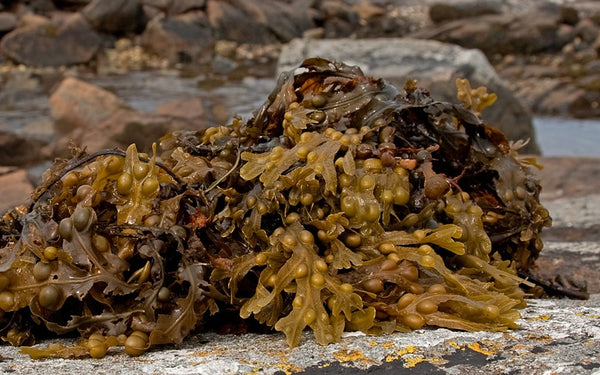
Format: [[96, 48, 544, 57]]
[[87, 71, 274, 121], [533, 117, 600, 157]]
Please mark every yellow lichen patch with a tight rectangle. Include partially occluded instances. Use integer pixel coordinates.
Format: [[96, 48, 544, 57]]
[[446, 341, 462, 350], [526, 314, 552, 321], [404, 355, 444, 368], [384, 345, 417, 362], [332, 348, 378, 367], [381, 341, 396, 350], [467, 342, 497, 356]]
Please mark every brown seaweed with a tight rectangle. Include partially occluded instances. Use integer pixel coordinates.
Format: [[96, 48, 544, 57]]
[[0, 58, 557, 358]]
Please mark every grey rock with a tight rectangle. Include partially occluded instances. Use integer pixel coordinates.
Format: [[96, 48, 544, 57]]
[[278, 38, 539, 153], [429, 0, 503, 24], [228, 0, 314, 43], [0, 13, 101, 67], [0, 12, 17, 33], [141, 0, 172, 9], [82, 0, 147, 34], [167, 0, 206, 16], [574, 18, 599, 44], [206, 0, 277, 44], [0, 294, 597, 373], [0, 128, 46, 166], [139, 12, 213, 64], [318, 0, 360, 38], [26, 0, 56, 14], [414, 11, 570, 57]]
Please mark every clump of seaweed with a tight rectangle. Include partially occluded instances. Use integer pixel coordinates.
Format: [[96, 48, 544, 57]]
[[0, 58, 558, 358]]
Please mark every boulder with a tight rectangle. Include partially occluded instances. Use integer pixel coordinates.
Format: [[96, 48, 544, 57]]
[[573, 18, 599, 44], [167, 0, 206, 16], [0, 13, 101, 66], [206, 0, 277, 44], [25, 0, 56, 14], [140, 12, 213, 64], [227, 0, 314, 42], [16, 12, 50, 28], [414, 11, 571, 57], [429, 0, 503, 24], [82, 0, 147, 34], [318, 0, 360, 38], [278, 38, 540, 154], [0, 12, 17, 33], [49, 76, 127, 134]]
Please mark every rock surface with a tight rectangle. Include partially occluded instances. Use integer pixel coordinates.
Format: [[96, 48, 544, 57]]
[[0, 13, 101, 67], [0, 169, 33, 212], [49, 76, 128, 134], [278, 38, 539, 154]]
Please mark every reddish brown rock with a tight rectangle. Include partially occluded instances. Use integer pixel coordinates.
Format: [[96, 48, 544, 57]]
[[49, 76, 127, 134], [0, 169, 33, 214], [156, 97, 205, 120], [0, 13, 101, 66], [535, 156, 600, 200], [536, 83, 589, 117], [72, 108, 199, 153]]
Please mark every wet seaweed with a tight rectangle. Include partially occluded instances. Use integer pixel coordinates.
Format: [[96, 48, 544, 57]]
[[0, 58, 562, 358]]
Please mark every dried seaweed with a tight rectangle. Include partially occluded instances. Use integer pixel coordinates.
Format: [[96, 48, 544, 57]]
[[0, 58, 561, 358]]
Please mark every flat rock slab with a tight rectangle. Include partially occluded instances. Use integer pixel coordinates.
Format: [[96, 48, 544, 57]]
[[0, 295, 598, 374]]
